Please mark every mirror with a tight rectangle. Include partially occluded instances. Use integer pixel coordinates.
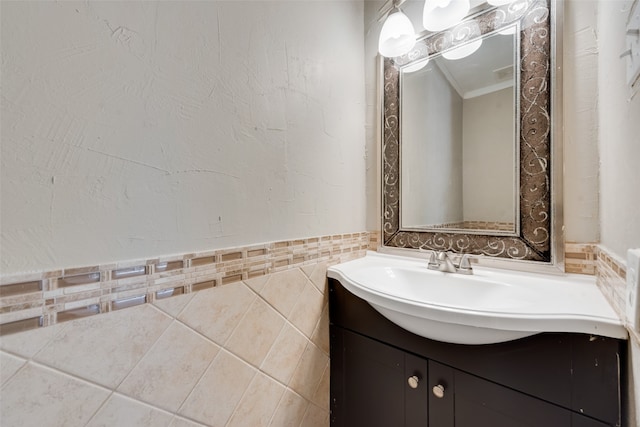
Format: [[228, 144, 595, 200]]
[[382, 0, 557, 263], [400, 31, 517, 234]]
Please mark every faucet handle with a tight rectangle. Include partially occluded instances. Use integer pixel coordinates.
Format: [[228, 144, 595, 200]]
[[457, 254, 474, 274], [420, 248, 439, 269], [459, 254, 471, 269], [428, 251, 437, 263]]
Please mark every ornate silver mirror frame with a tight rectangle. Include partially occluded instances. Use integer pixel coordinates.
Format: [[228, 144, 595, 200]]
[[381, 0, 563, 265]]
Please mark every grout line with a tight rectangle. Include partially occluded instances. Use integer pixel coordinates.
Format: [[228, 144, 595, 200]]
[[222, 354, 260, 427], [110, 317, 175, 392], [19, 359, 113, 393], [0, 352, 29, 388], [174, 349, 224, 418], [83, 390, 115, 427]]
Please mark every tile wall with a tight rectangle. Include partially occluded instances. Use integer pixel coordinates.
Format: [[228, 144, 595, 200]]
[[561, 243, 636, 341], [596, 245, 638, 341], [2, 233, 634, 426], [0, 232, 371, 427]]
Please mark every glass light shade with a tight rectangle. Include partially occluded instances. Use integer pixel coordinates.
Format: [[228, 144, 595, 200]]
[[378, 10, 416, 58], [442, 38, 482, 60], [423, 0, 471, 32], [487, 0, 515, 5], [403, 58, 430, 73]]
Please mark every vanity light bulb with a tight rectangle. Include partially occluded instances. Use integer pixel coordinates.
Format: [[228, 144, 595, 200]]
[[423, 0, 470, 32], [378, 10, 417, 58], [487, 0, 516, 5], [442, 38, 482, 60]]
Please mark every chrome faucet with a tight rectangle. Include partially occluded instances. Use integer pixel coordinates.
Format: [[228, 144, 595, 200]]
[[427, 251, 474, 275]]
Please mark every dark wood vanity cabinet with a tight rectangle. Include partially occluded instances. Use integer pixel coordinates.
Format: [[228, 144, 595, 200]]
[[329, 279, 625, 427]]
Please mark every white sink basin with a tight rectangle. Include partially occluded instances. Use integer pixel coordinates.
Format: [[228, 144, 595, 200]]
[[327, 252, 627, 345]]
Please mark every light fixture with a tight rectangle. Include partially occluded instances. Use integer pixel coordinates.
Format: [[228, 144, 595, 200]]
[[442, 38, 482, 60], [487, 0, 516, 5], [423, 0, 470, 32], [378, 8, 416, 58]]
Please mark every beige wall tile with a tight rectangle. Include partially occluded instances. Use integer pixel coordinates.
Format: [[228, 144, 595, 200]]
[[261, 323, 309, 385], [152, 292, 195, 318], [243, 275, 270, 293], [311, 304, 330, 355], [178, 282, 255, 345], [226, 371, 285, 427], [86, 393, 174, 427], [301, 262, 328, 294], [34, 305, 172, 388], [0, 363, 110, 427], [268, 389, 309, 427], [0, 351, 26, 385], [289, 342, 329, 401], [169, 416, 208, 427], [311, 364, 330, 410], [179, 350, 255, 426], [288, 282, 325, 338], [0, 322, 67, 358], [260, 269, 307, 317], [118, 321, 220, 412], [300, 402, 330, 427], [225, 298, 284, 367]]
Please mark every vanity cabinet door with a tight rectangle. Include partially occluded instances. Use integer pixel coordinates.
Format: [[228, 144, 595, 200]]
[[452, 366, 571, 426], [331, 327, 429, 427]]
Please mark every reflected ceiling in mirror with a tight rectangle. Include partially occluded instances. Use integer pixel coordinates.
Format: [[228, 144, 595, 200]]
[[400, 31, 518, 235], [382, 0, 554, 263]]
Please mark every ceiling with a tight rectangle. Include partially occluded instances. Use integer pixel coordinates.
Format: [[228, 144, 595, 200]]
[[410, 30, 516, 99], [435, 31, 515, 99]]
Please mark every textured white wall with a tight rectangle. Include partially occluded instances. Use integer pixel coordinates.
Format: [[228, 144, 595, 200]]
[[596, 0, 640, 258], [563, 0, 601, 243], [0, 1, 366, 274], [364, 0, 384, 232]]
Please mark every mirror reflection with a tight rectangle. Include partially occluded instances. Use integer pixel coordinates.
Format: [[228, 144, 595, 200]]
[[400, 30, 518, 234]]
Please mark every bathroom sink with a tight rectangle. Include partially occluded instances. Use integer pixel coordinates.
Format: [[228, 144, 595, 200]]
[[327, 252, 627, 345]]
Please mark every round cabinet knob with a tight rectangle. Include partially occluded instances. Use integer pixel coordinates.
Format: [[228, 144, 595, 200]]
[[407, 376, 419, 389], [432, 384, 445, 398]]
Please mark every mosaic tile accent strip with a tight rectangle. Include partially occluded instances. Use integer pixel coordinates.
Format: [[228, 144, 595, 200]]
[[0, 232, 370, 335], [596, 246, 627, 325], [565, 243, 598, 275], [368, 230, 380, 251]]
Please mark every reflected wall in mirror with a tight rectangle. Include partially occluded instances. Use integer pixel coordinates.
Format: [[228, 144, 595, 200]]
[[382, 0, 555, 263], [401, 31, 517, 234]]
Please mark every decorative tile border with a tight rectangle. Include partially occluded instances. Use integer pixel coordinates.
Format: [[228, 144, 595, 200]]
[[368, 230, 380, 251], [565, 242, 598, 275], [596, 245, 627, 325], [564, 244, 640, 343], [0, 232, 373, 335]]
